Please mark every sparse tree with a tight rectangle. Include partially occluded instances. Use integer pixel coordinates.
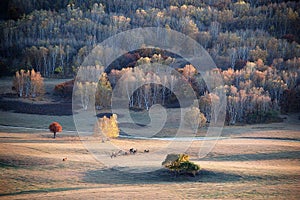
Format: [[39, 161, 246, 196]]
[[75, 81, 97, 110], [184, 106, 207, 131], [13, 69, 44, 98], [30, 69, 44, 98], [49, 122, 62, 139], [95, 72, 112, 109], [99, 114, 119, 138]]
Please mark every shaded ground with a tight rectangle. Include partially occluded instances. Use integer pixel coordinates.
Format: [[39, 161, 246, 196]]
[[0, 99, 72, 116], [0, 77, 72, 116]]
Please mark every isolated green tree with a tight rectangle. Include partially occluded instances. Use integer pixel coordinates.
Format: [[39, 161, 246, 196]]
[[162, 154, 200, 176]]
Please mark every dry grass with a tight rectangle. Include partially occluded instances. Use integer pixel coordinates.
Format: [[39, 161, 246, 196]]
[[0, 127, 299, 199]]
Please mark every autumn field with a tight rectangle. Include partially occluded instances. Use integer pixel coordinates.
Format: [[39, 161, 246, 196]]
[[0, 76, 299, 199], [0, 120, 299, 199]]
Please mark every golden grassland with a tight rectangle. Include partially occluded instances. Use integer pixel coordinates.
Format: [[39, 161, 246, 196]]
[[0, 124, 299, 199]]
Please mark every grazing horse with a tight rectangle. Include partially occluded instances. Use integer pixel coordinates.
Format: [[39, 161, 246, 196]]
[[129, 148, 137, 154]]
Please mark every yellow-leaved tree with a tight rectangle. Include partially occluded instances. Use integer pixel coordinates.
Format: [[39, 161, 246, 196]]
[[99, 114, 119, 138], [13, 69, 44, 98]]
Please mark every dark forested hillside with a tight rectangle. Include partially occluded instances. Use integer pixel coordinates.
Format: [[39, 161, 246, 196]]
[[1, 0, 299, 76], [1, 0, 300, 122]]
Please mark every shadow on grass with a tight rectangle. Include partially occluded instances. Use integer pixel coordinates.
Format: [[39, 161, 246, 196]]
[[202, 150, 300, 161], [83, 167, 260, 184], [0, 99, 72, 116], [0, 187, 86, 197], [0, 138, 76, 144], [0, 133, 80, 143], [0, 155, 57, 168]]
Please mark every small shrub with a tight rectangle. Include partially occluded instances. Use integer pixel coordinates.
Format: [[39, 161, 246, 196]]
[[54, 66, 63, 74], [54, 79, 74, 98], [246, 110, 281, 124], [162, 154, 200, 176]]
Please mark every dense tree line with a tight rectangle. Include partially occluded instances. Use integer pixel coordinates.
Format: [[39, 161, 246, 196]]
[[1, 0, 299, 77], [71, 52, 299, 124]]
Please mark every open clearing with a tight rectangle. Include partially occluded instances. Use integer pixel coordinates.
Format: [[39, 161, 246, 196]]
[[0, 119, 299, 199]]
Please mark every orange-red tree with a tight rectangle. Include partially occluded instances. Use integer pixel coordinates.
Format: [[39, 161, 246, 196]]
[[49, 122, 62, 138]]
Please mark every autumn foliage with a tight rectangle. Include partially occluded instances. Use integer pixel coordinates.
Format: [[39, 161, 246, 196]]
[[2, 1, 300, 78], [95, 73, 112, 109], [13, 69, 44, 98], [98, 114, 119, 138], [49, 122, 62, 138], [54, 79, 74, 98], [162, 154, 200, 176]]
